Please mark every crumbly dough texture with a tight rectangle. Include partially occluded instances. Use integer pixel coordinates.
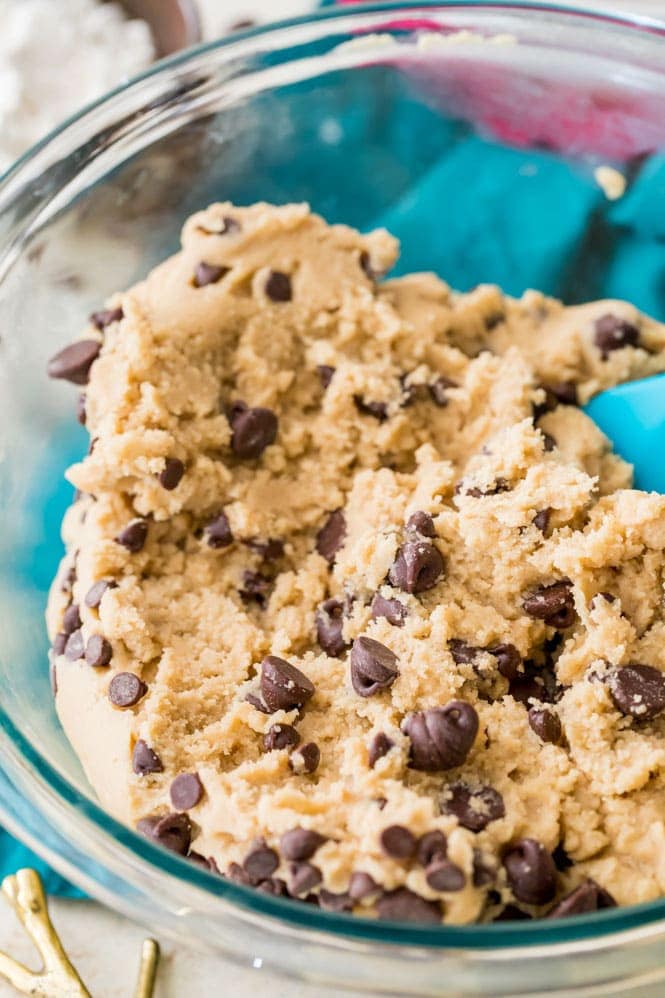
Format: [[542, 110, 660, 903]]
[[47, 202, 665, 924]]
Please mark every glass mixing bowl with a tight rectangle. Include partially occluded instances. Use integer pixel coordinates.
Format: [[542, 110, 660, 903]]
[[2, 4, 665, 994]]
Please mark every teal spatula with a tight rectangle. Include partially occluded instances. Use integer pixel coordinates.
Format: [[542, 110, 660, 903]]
[[584, 373, 665, 493]]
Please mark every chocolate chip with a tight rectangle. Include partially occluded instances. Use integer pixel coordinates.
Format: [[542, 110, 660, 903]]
[[230, 405, 278, 459], [316, 598, 349, 657], [489, 643, 521, 680], [115, 519, 148, 553], [288, 861, 321, 896], [264, 270, 292, 302], [244, 537, 284, 561], [84, 579, 117, 609], [591, 591, 616, 609], [594, 313, 640, 357], [62, 603, 82, 635], [429, 376, 458, 407], [542, 432, 556, 452], [547, 879, 616, 918], [509, 663, 558, 706], [64, 629, 85, 661], [426, 860, 466, 892], [204, 512, 233, 548], [359, 250, 381, 280], [348, 871, 380, 901], [290, 742, 320, 774], [353, 395, 388, 422], [493, 904, 532, 922], [456, 478, 510, 498], [90, 307, 123, 331], [158, 458, 185, 490], [380, 825, 417, 860], [449, 640, 478, 666], [441, 783, 505, 832], [193, 262, 229, 287], [368, 732, 394, 768], [528, 707, 562, 744], [376, 888, 441, 923], [350, 636, 399, 697], [239, 570, 272, 605], [399, 373, 430, 407], [533, 509, 551, 534], [243, 840, 279, 882], [316, 509, 346, 564], [547, 381, 578, 406], [552, 843, 573, 871], [608, 664, 665, 721], [132, 740, 163, 776], [522, 580, 576, 628], [370, 593, 407, 627], [77, 393, 87, 425], [137, 812, 192, 855], [47, 340, 101, 385], [187, 851, 218, 873], [403, 702, 479, 771], [485, 311, 505, 330], [109, 672, 147, 708], [52, 633, 67, 656], [389, 541, 444, 595], [85, 634, 112, 668], [318, 889, 354, 912], [317, 365, 335, 389], [170, 772, 204, 811], [406, 511, 436, 537], [226, 861, 251, 885], [60, 562, 77, 594], [263, 723, 300, 751], [415, 831, 447, 867], [503, 838, 557, 905], [280, 828, 327, 861], [256, 877, 288, 896], [472, 850, 495, 887], [260, 655, 315, 712]]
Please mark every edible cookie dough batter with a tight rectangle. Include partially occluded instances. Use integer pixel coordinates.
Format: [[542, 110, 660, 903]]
[[46, 203, 665, 924]]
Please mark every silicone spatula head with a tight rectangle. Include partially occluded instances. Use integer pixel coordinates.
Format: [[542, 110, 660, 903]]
[[584, 373, 665, 493]]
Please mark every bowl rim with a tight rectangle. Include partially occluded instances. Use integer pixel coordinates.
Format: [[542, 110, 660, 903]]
[[3, 0, 665, 953]]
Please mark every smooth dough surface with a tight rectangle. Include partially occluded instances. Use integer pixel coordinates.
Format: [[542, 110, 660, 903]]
[[47, 203, 665, 924]]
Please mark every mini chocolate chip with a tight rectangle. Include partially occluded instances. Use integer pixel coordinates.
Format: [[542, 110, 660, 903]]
[[380, 825, 417, 860], [533, 509, 551, 534], [449, 640, 478, 666], [349, 871, 380, 901], [608, 664, 665, 720], [406, 511, 436, 537], [316, 509, 346, 564], [547, 380, 578, 406], [472, 850, 495, 887], [489, 643, 521, 680], [226, 861, 252, 885], [494, 904, 532, 922], [137, 812, 192, 855], [77, 393, 87, 425], [547, 879, 616, 918], [350, 636, 399, 697], [243, 840, 279, 882], [456, 478, 510, 498], [426, 859, 466, 892], [353, 394, 388, 422], [85, 635, 112, 668], [591, 591, 616, 609], [109, 672, 147, 708], [280, 828, 327, 861], [441, 783, 505, 832], [263, 723, 300, 751], [61, 562, 77, 593], [230, 405, 278, 459], [509, 664, 558, 706], [244, 537, 284, 561], [265, 270, 292, 302], [318, 889, 354, 912], [522, 580, 576, 629], [416, 831, 447, 867], [403, 702, 479, 771], [288, 861, 322, 896], [503, 838, 557, 905], [368, 732, 394, 768], [594, 313, 640, 358], [170, 772, 204, 810], [542, 432, 556, 452], [115, 519, 148, 553], [159, 457, 185, 490], [64, 629, 85, 661], [528, 707, 562, 744], [370, 593, 407, 627], [187, 851, 216, 872], [290, 742, 320, 774], [90, 307, 123, 330], [62, 603, 82, 635], [84, 579, 117, 609], [317, 365, 335, 389], [204, 512, 233, 548], [239, 570, 272, 605], [389, 541, 444, 595], [260, 655, 315, 712], [47, 340, 101, 385], [552, 843, 574, 871], [316, 598, 349, 657], [193, 262, 229, 287], [132, 739, 163, 776], [256, 877, 288, 896], [52, 633, 67, 656], [399, 373, 430, 407], [429, 376, 458, 407], [376, 888, 441, 924]]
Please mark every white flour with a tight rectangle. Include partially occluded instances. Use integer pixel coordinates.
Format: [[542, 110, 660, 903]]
[[0, 0, 154, 175]]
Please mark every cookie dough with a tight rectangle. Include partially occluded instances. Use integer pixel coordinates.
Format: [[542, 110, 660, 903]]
[[46, 202, 665, 924]]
